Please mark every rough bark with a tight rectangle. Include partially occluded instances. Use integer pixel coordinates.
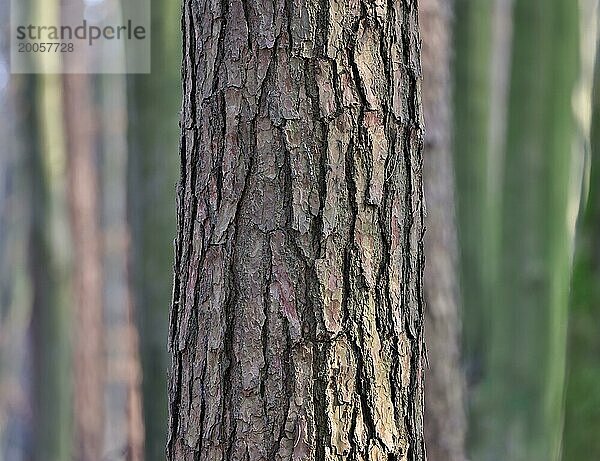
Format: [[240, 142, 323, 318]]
[[168, 0, 425, 460], [62, 5, 105, 453], [419, 0, 466, 460], [127, 0, 181, 458]]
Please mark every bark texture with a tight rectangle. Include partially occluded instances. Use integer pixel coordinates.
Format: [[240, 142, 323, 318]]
[[419, 0, 466, 460], [168, 0, 425, 460]]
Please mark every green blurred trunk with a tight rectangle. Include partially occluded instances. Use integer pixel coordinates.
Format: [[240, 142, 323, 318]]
[[452, 0, 495, 452], [453, 0, 494, 384], [22, 0, 73, 458], [26, 72, 72, 461], [563, 34, 600, 461], [127, 1, 181, 459], [481, 0, 579, 459]]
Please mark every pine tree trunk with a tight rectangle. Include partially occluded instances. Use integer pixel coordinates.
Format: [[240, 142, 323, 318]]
[[564, 15, 600, 458], [127, 0, 181, 458], [453, 0, 493, 391], [27, 73, 72, 461], [100, 69, 145, 461], [483, 0, 579, 459], [62, 0, 105, 452], [26, 71, 72, 461], [419, 0, 466, 459], [63, 71, 105, 461], [23, 0, 73, 457], [168, 1, 426, 460]]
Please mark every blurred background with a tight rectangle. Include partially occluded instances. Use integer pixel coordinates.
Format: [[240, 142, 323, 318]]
[[0, 0, 599, 460]]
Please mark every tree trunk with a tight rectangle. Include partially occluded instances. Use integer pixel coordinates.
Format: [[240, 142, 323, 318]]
[[452, 0, 494, 395], [63, 71, 105, 461], [483, 0, 579, 459], [22, 0, 73, 457], [168, 1, 425, 460], [101, 69, 145, 461], [26, 71, 73, 461], [563, 5, 600, 459], [127, 0, 181, 458], [419, 0, 466, 460], [62, 0, 105, 452]]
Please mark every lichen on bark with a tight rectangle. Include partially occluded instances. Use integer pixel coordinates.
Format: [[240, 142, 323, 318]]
[[168, 1, 425, 460]]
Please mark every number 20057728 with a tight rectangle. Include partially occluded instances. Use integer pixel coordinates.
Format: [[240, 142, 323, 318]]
[[18, 42, 74, 53]]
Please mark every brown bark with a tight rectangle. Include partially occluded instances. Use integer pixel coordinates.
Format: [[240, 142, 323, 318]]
[[419, 0, 466, 460], [168, 0, 425, 460], [125, 282, 144, 461], [98, 70, 145, 461], [63, 71, 104, 461]]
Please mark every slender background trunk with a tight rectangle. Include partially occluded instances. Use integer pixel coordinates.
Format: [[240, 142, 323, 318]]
[[63, 72, 104, 461], [168, 0, 426, 459], [62, 0, 105, 454], [482, 0, 579, 459], [453, 0, 494, 401], [419, 0, 466, 459], [564, 6, 600, 457], [27, 69, 73, 461], [127, 0, 181, 458]]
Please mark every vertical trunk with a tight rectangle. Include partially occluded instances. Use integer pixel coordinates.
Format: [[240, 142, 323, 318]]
[[483, 0, 579, 459], [0, 5, 32, 456], [63, 72, 104, 461], [27, 72, 72, 461], [419, 1, 466, 460], [452, 0, 493, 394], [168, 1, 425, 460], [563, 11, 600, 459], [62, 0, 105, 454], [101, 68, 145, 461], [25, 0, 73, 456], [27, 74, 72, 461], [127, 0, 181, 458]]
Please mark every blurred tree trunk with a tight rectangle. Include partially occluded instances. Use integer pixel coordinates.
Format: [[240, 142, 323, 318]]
[[101, 70, 144, 460], [563, 20, 600, 460], [481, 0, 580, 459], [453, 0, 493, 393], [26, 72, 72, 461], [127, 0, 181, 458], [420, 0, 466, 460], [62, 0, 105, 453], [22, 0, 73, 458], [63, 71, 105, 461], [167, 1, 425, 460], [0, 4, 33, 457]]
